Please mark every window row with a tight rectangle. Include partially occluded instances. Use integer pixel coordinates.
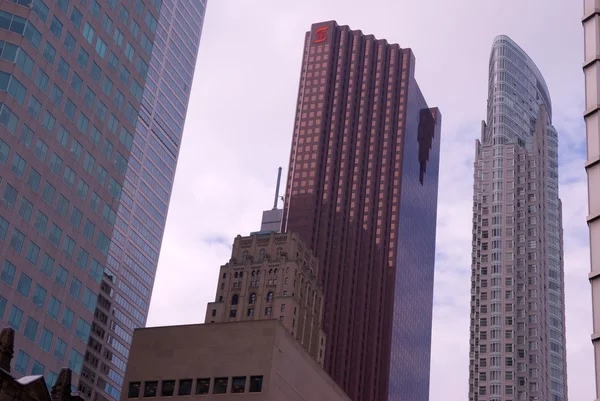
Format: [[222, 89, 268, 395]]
[[128, 375, 264, 398]]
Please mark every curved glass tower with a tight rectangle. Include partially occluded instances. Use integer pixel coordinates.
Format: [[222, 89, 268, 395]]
[[469, 36, 568, 401]]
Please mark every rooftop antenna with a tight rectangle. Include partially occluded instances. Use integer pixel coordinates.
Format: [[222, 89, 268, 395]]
[[273, 167, 283, 210]]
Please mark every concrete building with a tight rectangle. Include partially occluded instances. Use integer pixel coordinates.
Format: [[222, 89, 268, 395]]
[[469, 36, 568, 401], [281, 20, 442, 401], [205, 232, 326, 365], [0, 0, 206, 400], [0, 328, 83, 401], [582, 1, 600, 399], [119, 320, 350, 401]]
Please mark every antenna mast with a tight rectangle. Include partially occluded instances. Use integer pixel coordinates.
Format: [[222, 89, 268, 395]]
[[273, 167, 282, 210]]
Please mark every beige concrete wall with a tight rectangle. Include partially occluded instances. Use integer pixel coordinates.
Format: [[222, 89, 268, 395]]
[[120, 321, 349, 401]]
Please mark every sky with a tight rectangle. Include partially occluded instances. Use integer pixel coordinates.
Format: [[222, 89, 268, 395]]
[[146, 0, 592, 399]]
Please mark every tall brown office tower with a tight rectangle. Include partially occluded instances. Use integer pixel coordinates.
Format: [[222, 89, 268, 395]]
[[281, 21, 442, 401]]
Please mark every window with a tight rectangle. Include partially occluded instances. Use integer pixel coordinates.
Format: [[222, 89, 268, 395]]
[[48, 223, 62, 247], [54, 265, 67, 288], [229, 309, 236, 318], [43, 42, 56, 64], [113, 27, 124, 47], [28, 96, 42, 119], [9, 228, 25, 253], [70, 6, 83, 28], [77, 180, 89, 200], [10, 153, 26, 178], [119, 65, 130, 85], [63, 32, 76, 53], [0, 260, 16, 285], [34, 211, 48, 235], [0, 216, 7, 241], [38, 328, 53, 352], [35, 68, 49, 91], [161, 380, 175, 397], [214, 378, 228, 394], [19, 124, 34, 148], [76, 248, 88, 270], [57, 57, 70, 81], [231, 294, 239, 305], [33, 284, 47, 308], [108, 51, 119, 71], [265, 307, 272, 316], [25, 241, 40, 265], [232, 377, 246, 393], [266, 291, 274, 302], [8, 305, 23, 330], [96, 100, 107, 121], [124, 42, 135, 62], [69, 277, 82, 299], [31, 360, 45, 375], [83, 22, 95, 44], [70, 73, 83, 94], [96, 230, 110, 255], [249, 376, 263, 393], [249, 293, 256, 304], [75, 318, 90, 341], [16, 272, 32, 296], [63, 166, 76, 189], [82, 287, 96, 311], [53, 338, 67, 362], [83, 219, 95, 241], [70, 207, 83, 229], [129, 19, 140, 38], [33, 0, 50, 22], [95, 37, 107, 58], [90, 126, 101, 147], [24, 316, 39, 341], [96, 164, 107, 185], [64, 98, 76, 120], [83, 152, 95, 174], [67, 349, 83, 374], [42, 107, 57, 129], [144, 381, 158, 397], [128, 382, 141, 398], [62, 235, 75, 258], [101, 13, 113, 33], [47, 296, 61, 319], [35, 139, 49, 162], [50, 16, 63, 38], [61, 307, 74, 329], [195, 378, 210, 395], [42, 182, 55, 204], [14, 350, 29, 375], [76, 47, 89, 69], [0, 138, 9, 165], [56, 194, 69, 217]]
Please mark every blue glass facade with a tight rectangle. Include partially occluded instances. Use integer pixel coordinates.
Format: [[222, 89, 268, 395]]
[[80, 1, 207, 400], [0, 0, 169, 394], [388, 64, 442, 401]]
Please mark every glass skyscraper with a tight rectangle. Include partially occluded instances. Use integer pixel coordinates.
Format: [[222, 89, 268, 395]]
[[282, 21, 442, 401], [469, 35, 568, 401], [582, 1, 600, 399], [0, 0, 206, 400]]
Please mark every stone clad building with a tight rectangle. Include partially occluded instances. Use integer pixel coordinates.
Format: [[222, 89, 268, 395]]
[[120, 320, 349, 401], [0, 328, 83, 401], [205, 232, 326, 365]]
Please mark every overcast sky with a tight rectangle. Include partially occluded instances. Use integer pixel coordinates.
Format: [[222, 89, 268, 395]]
[[146, 0, 592, 399]]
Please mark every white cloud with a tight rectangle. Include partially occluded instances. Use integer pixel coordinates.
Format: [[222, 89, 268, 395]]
[[147, 0, 593, 399]]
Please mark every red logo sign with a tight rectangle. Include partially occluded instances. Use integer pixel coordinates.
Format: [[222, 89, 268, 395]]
[[314, 26, 328, 44]]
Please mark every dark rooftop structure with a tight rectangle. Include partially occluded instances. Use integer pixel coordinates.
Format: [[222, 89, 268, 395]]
[[0, 328, 83, 401]]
